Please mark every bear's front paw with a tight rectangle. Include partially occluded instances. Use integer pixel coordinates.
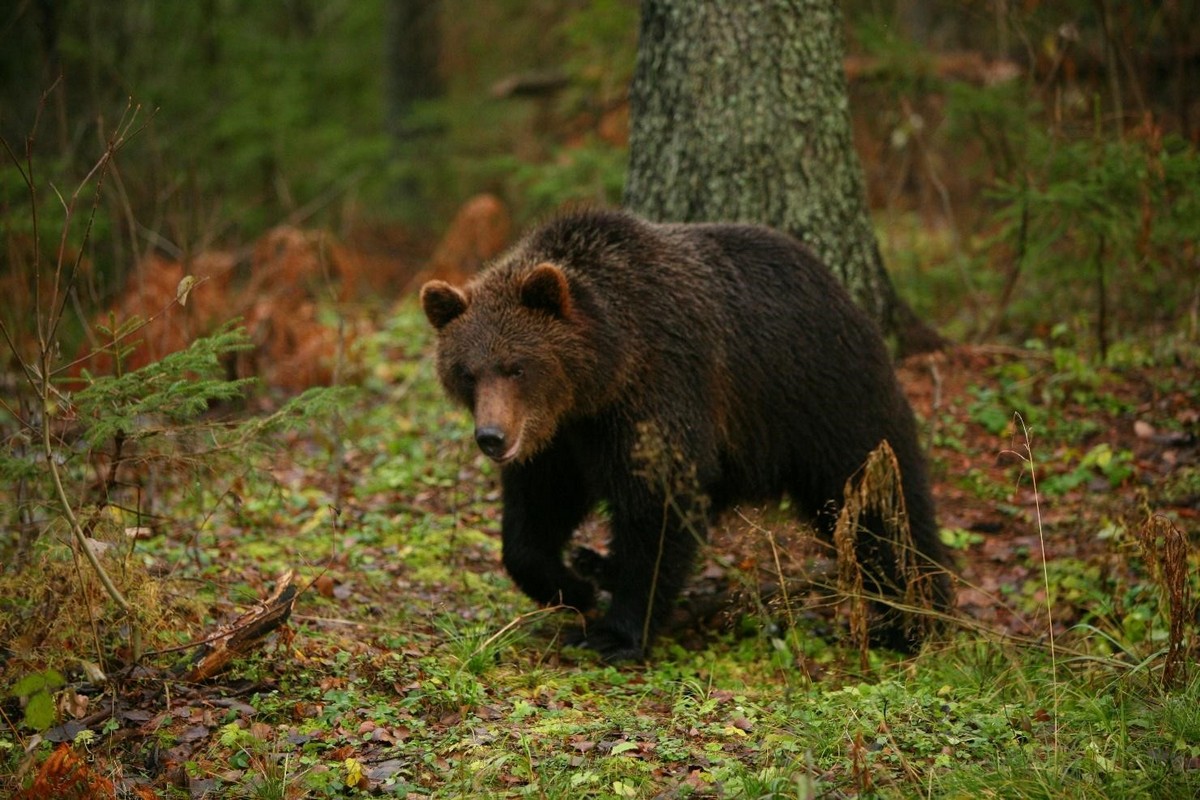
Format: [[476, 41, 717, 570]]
[[511, 567, 597, 611], [550, 579, 597, 613], [565, 622, 644, 664]]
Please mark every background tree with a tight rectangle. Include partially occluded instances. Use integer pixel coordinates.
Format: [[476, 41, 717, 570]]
[[624, 0, 942, 354], [385, 0, 444, 222]]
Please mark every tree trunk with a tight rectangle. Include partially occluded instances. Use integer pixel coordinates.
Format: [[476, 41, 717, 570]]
[[623, 0, 943, 354], [384, 0, 444, 221], [384, 0, 442, 128]]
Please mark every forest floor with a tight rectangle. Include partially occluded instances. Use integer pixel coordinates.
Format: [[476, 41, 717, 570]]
[[3, 301, 1199, 799]]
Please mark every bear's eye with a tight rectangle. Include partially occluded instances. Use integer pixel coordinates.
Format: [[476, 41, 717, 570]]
[[454, 365, 476, 391], [501, 364, 525, 379]]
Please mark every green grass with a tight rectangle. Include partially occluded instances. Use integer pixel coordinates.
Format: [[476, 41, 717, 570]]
[[205, 631, 1200, 797]]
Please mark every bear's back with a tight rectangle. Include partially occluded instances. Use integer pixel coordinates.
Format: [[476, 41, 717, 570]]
[[508, 210, 913, 506]]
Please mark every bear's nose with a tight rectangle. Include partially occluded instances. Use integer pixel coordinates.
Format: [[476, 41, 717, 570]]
[[475, 427, 508, 459]]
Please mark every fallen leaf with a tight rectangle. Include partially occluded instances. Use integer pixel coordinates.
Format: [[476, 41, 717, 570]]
[[312, 575, 336, 599]]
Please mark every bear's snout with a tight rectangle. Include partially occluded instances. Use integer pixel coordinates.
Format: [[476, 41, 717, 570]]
[[475, 426, 509, 460], [472, 378, 523, 463]]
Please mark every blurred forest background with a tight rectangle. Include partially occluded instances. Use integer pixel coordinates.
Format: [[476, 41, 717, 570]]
[[3, 0, 1197, 368]]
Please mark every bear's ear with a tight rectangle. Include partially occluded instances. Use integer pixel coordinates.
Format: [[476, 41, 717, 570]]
[[520, 263, 572, 319], [420, 280, 469, 330]]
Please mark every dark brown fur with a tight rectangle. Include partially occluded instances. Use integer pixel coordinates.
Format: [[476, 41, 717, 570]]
[[421, 208, 951, 661]]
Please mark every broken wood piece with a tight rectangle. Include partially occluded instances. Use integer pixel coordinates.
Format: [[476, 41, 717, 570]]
[[183, 570, 297, 682]]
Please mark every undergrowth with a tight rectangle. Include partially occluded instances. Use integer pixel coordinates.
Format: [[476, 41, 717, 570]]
[[3, 292, 1198, 797], [0, 111, 351, 775]]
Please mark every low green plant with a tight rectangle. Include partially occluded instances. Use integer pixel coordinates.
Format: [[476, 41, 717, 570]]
[[967, 385, 1017, 436], [6, 668, 65, 732], [1040, 443, 1135, 496], [1161, 466, 1200, 507]]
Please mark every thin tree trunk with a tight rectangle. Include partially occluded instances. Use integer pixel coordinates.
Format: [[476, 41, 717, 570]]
[[624, 0, 943, 354], [384, 0, 443, 221]]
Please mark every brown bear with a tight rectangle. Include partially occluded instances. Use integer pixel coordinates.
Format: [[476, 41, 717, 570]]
[[420, 208, 951, 662]]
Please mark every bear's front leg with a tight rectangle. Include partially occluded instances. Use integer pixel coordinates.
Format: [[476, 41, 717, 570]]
[[578, 496, 703, 662], [499, 447, 595, 611]]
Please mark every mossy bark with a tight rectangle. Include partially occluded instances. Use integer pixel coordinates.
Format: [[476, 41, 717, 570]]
[[623, 0, 942, 354]]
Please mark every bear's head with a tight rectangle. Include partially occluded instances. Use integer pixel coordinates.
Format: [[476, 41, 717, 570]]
[[420, 263, 587, 465]]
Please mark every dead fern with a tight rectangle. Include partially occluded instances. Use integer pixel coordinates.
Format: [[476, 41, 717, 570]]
[[833, 440, 935, 667], [1135, 514, 1195, 688]]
